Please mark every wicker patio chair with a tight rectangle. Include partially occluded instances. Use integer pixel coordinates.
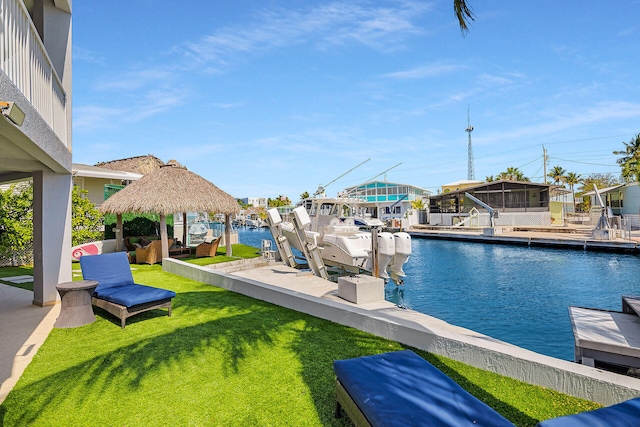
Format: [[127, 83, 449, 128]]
[[195, 236, 222, 258], [135, 239, 173, 264]]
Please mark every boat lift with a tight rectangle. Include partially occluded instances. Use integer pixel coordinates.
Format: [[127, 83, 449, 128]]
[[592, 185, 615, 240], [465, 192, 498, 227], [266, 207, 329, 280]]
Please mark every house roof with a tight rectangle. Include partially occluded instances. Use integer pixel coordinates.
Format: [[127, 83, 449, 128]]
[[582, 184, 626, 196], [72, 163, 143, 181], [95, 155, 165, 175], [442, 179, 483, 187]]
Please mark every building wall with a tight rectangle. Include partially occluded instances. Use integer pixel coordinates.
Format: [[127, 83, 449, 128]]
[[0, 0, 73, 305], [73, 177, 114, 207]]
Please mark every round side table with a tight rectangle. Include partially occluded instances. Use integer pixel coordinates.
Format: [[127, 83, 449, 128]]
[[54, 280, 99, 328]]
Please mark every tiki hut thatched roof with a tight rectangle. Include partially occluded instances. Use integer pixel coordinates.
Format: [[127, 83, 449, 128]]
[[96, 155, 165, 176], [100, 164, 240, 216]]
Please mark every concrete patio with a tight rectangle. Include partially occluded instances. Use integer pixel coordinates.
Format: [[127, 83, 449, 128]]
[[0, 284, 59, 403]]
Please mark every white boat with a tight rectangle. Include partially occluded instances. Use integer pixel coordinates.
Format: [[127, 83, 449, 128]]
[[272, 198, 411, 283]]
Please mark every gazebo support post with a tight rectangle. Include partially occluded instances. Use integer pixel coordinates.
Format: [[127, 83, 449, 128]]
[[160, 214, 169, 259], [115, 214, 123, 252], [182, 212, 187, 248], [225, 213, 232, 257]]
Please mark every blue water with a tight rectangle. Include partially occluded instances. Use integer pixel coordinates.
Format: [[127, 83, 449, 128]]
[[236, 227, 640, 361]]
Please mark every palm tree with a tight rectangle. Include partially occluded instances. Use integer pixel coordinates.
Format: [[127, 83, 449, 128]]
[[454, 0, 475, 34], [410, 199, 425, 210], [565, 172, 581, 213], [613, 133, 640, 182], [548, 165, 566, 185], [299, 191, 310, 200], [498, 167, 529, 182], [485, 175, 494, 182]]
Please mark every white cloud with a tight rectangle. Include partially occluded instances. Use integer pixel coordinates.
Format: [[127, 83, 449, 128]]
[[383, 62, 464, 79], [174, 1, 431, 68]]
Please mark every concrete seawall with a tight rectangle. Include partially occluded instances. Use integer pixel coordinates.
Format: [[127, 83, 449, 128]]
[[164, 258, 640, 406]]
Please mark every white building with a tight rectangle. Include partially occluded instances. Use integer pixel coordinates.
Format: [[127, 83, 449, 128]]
[[1, 0, 72, 306], [342, 180, 431, 225], [240, 197, 268, 208]]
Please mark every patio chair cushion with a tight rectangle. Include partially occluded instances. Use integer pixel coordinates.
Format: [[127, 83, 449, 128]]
[[536, 396, 640, 426], [80, 251, 135, 289], [333, 350, 515, 427], [93, 283, 175, 308]]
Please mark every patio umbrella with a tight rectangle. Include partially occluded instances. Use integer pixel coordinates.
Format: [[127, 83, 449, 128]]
[[100, 164, 240, 259]]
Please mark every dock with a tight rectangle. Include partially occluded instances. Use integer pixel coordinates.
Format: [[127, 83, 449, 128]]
[[570, 296, 640, 371], [409, 225, 640, 253]]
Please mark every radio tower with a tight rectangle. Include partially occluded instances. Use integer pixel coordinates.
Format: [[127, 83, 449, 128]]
[[466, 107, 475, 180]]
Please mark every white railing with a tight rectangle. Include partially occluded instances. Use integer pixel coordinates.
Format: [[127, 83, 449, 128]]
[[0, 0, 68, 146]]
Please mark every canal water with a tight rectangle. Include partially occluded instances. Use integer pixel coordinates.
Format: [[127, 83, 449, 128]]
[[236, 227, 640, 361]]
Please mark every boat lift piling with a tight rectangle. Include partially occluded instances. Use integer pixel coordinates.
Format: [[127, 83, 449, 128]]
[[265, 208, 297, 269], [291, 207, 329, 280]]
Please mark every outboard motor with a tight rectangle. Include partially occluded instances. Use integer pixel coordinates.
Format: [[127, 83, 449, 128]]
[[376, 232, 395, 280], [389, 232, 411, 284]]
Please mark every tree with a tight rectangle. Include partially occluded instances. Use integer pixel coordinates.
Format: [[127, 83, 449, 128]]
[[71, 187, 104, 246], [564, 172, 581, 213], [454, 0, 475, 35], [497, 167, 529, 182], [410, 199, 425, 210], [548, 165, 566, 185], [577, 173, 620, 211], [0, 183, 33, 266], [485, 175, 494, 182], [268, 195, 291, 208], [613, 133, 640, 182], [299, 191, 310, 200]]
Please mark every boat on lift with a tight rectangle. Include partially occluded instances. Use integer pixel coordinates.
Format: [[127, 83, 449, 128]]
[[274, 198, 411, 283]]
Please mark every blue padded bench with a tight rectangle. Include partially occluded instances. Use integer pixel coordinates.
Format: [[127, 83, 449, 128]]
[[80, 252, 176, 329], [333, 350, 515, 427], [536, 397, 640, 426], [334, 350, 640, 427]]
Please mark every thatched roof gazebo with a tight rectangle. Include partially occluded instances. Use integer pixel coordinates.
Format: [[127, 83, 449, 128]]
[[100, 164, 240, 259]]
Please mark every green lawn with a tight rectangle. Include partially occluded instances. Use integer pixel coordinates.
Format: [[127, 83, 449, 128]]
[[0, 250, 601, 426]]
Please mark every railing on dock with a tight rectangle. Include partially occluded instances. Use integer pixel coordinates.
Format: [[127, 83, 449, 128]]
[[0, 0, 68, 146]]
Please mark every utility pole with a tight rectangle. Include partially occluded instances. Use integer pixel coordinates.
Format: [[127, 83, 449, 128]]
[[542, 146, 548, 184], [466, 107, 475, 180]]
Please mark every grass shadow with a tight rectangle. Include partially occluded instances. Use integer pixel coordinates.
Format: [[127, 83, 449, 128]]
[[0, 290, 290, 426]]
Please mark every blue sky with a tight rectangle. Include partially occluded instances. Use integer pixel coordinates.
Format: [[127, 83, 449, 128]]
[[72, 1, 640, 200]]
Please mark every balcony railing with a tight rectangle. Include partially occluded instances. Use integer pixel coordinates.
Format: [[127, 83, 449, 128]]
[[0, 0, 68, 146]]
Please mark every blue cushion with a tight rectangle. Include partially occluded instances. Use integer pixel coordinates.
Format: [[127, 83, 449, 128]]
[[93, 283, 175, 308], [80, 252, 176, 308], [80, 252, 135, 289], [536, 397, 640, 426], [333, 350, 515, 427]]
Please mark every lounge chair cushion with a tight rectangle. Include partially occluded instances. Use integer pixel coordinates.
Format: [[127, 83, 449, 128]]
[[333, 350, 515, 427], [536, 396, 640, 426], [80, 252, 135, 288], [93, 283, 175, 308], [80, 252, 176, 308]]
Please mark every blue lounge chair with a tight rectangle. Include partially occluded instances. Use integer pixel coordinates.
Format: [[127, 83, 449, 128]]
[[536, 397, 640, 426], [333, 350, 640, 427], [334, 350, 515, 426], [80, 252, 176, 329]]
